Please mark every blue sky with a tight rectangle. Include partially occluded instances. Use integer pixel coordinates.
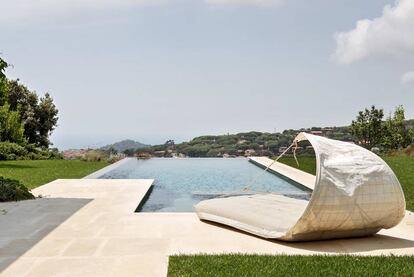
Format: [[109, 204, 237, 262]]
[[1, 0, 413, 149]]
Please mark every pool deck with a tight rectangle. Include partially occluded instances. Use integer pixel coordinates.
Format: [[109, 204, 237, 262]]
[[1, 164, 414, 276], [248, 156, 316, 190]]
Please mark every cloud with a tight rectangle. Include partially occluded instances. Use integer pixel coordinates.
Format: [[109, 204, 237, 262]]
[[0, 0, 169, 23], [205, 0, 282, 7], [401, 71, 414, 85], [333, 0, 414, 64]]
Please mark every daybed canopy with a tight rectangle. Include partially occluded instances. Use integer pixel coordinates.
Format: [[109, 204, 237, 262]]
[[195, 132, 406, 241]]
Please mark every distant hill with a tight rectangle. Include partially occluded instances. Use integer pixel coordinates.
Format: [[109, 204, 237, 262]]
[[100, 139, 150, 152], [143, 118, 414, 157]]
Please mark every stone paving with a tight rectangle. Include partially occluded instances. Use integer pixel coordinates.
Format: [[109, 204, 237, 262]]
[[0, 170, 413, 276]]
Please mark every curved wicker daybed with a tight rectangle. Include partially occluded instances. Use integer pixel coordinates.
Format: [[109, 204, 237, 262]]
[[195, 132, 406, 241]]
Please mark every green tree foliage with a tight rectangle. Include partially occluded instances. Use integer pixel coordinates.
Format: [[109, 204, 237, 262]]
[[351, 105, 384, 149], [266, 140, 280, 153], [123, 149, 135, 157], [184, 144, 211, 157], [0, 103, 25, 143], [351, 105, 413, 151], [6, 80, 58, 147], [0, 59, 25, 143], [382, 106, 414, 149], [142, 105, 412, 157], [0, 57, 8, 105], [0, 56, 59, 160]]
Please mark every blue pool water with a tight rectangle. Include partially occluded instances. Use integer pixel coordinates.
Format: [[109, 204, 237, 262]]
[[100, 158, 307, 212]]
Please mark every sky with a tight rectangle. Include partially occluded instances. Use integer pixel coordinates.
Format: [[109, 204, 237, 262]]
[[0, 0, 413, 149]]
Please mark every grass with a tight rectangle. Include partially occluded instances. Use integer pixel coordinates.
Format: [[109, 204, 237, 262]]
[[278, 155, 414, 211], [278, 156, 316, 175], [168, 254, 414, 277], [0, 159, 109, 189], [383, 156, 414, 212]]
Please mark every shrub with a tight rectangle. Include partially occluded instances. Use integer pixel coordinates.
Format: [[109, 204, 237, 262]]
[[389, 145, 414, 157], [81, 149, 109, 162], [0, 142, 27, 160], [0, 176, 35, 202], [0, 142, 63, 160]]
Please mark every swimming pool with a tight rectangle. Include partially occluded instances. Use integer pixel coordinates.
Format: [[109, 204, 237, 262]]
[[99, 158, 308, 212]]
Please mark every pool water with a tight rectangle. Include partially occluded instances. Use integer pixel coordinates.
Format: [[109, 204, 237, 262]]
[[99, 158, 307, 212]]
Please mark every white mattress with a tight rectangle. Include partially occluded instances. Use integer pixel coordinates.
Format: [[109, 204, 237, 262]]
[[195, 194, 308, 239]]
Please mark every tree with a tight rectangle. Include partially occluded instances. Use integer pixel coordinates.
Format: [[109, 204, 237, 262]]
[[0, 58, 25, 143], [266, 140, 280, 153], [6, 80, 58, 147], [184, 144, 211, 157], [0, 103, 25, 143], [36, 93, 58, 147], [382, 106, 413, 150], [351, 105, 384, 149], [165, 139, 175, 146], [0, 57, 8, 105], [123, 149, 135, 157]]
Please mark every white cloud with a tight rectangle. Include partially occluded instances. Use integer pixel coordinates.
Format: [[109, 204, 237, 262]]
[[0, 0, 169, 23], [205, 0, 282, 6], [401, 71, 414, 85], [333, 0, 414, 64]]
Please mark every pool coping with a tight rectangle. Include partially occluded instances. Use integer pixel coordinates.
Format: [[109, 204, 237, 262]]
[[248, 156, 315, 191], [83, 157, 134, 179]]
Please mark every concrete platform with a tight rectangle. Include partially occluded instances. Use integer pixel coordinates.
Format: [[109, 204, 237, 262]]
[[249, 156, 316, 190], [1, 179, 414, 277]]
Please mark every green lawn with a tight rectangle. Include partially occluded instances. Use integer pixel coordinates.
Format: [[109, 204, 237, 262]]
[[278, 155, 414, 211], [0, 160, 109, 189], [278, 156, 317, 175], [383, 156, 414, 212], [168, 254, 414, 277]]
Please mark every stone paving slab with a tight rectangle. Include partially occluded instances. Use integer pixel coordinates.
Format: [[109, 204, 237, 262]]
[[0, 178, 413, 277]]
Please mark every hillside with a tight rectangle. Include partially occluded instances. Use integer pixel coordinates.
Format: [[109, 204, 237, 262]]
[[140, 125, 353, 158], [138, 119, 414, 158], [101, 139, 150, 152]]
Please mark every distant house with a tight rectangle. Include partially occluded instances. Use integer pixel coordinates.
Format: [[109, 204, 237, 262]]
[[323, 128, 334, 131], [244, 149, 256, 156], [294, 146, 304, 152], [62, 149, 89, 159], [153, 150, 166, 157], [310, 130, 323, 136], [278, 146, 287, 154]]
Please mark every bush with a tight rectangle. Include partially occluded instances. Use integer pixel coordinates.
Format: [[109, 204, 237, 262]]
[[0, 142, 63, 160], [0, 176, 35, 202], [81, 149, 109, 162], [0, 142, 27, 160], [389, 145, 414, 157]]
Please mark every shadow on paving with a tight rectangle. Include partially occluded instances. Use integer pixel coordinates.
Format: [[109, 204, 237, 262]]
[[0, 197, 92, 273], [202, 220, 414, 253]]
